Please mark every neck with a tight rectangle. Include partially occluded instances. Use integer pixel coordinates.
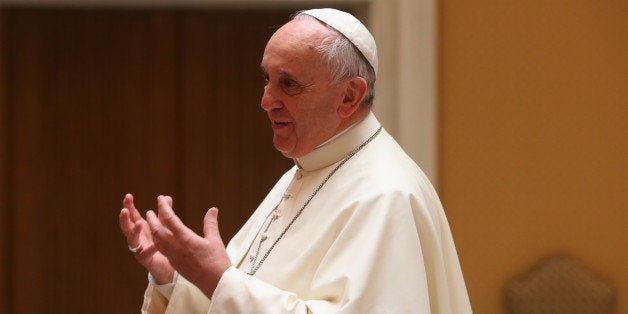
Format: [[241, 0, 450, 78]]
[[340, 107, 370, 130], [318, 109, 370, 149], [294, 110, 380, 171]]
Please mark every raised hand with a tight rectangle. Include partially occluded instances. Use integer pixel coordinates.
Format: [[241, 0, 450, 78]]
[[145, 195, 231, 298], [119, 193, 175, 284]]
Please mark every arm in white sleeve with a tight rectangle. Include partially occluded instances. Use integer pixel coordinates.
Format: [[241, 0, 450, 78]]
[[141, 272, 210, 314], [148, 272, 178, 299]]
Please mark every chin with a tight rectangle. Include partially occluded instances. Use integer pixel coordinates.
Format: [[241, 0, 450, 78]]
[[276, 145, 305, 159], [273, 143, 294, 158], [273, 137, 297, 158], [279, 151, 294, 158]]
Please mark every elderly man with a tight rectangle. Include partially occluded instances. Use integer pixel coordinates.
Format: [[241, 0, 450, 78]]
[[119, 8, 471, 313]]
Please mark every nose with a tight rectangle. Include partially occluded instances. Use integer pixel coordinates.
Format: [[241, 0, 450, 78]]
[[261, 85, 282, 112]]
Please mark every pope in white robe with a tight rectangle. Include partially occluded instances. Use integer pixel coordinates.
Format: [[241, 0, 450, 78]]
[[120, 8, 472, 314]]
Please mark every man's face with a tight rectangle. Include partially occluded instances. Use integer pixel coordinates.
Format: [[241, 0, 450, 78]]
[[260, 19, 346, 158]]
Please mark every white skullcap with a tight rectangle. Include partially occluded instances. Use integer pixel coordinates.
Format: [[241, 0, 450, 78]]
[[300, 8, 378, 77]]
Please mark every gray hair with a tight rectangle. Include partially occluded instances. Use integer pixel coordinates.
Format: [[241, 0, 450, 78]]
[[293, 13, 376, 107]]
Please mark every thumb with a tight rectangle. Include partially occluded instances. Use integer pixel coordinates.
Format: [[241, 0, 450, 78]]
[[203, 207, 223, 242]]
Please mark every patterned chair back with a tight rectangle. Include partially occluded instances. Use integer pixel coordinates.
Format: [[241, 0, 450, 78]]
[[504, 255, 616, 314]]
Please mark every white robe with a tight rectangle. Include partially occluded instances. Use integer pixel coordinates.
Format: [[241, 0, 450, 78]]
[[141, 112, 472, 313]]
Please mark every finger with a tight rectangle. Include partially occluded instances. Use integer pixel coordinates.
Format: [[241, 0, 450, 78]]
[[203, 207, 223, 242], [130, 221, 158, 257], [124, 220, 144, 248], [146, 210, 172, 240], [120, 208, 143, 245], [123, 193, 143, 222], [156, 195, 188, 236], [119, 208, 135, 234], [130, 220, 146, 244]]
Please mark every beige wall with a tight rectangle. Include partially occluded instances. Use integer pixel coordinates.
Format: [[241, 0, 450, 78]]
[[439, 1, 627, 313]]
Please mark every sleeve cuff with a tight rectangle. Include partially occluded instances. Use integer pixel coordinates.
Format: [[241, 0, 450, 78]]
[[148, 271, 179, 300]]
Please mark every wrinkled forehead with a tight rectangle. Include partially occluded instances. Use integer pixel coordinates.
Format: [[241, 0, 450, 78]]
[[261, 19, 346, 85]]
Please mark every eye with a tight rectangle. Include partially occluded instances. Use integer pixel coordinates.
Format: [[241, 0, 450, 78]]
[[282, 79, 297, 88], [281, 79, 306, 96]]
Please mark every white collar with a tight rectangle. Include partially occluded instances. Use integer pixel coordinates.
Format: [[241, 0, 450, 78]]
[[294, 111, 381, 171]]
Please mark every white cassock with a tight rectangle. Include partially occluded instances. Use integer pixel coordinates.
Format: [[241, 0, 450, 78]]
[[141, 111, 472, 314]]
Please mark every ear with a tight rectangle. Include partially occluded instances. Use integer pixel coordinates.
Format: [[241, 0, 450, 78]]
[[337, 76, 368, 118]]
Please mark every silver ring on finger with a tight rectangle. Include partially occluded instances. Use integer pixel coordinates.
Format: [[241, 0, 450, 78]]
[[128, 244, 141, 253]]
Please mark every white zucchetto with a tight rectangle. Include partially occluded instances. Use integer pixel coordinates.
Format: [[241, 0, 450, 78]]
[[300, 8, 378, 77]]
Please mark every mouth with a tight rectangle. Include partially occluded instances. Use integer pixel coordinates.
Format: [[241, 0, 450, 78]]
[[271, 120, 292, 131], [267, 111, 292, 130], [270, 116, 292, 128]]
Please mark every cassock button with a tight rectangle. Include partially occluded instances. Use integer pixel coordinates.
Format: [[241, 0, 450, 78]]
[[261, 233, 268, 241], [249, 254, 255, 261], [295, 171, 303, 180]]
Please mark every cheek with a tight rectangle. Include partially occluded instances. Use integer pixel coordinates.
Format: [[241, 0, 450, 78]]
[[294, 106, 338, 143], [306, 98, 339, 124], [289, 91, 341, 133]]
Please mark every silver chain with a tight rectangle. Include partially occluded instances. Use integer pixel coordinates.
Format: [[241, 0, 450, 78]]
[[247, 126, 382, 276]]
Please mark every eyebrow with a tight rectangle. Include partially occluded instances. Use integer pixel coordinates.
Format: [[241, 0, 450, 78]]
[[259, 65, 297, 80], [278, 70, 295, 78]]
